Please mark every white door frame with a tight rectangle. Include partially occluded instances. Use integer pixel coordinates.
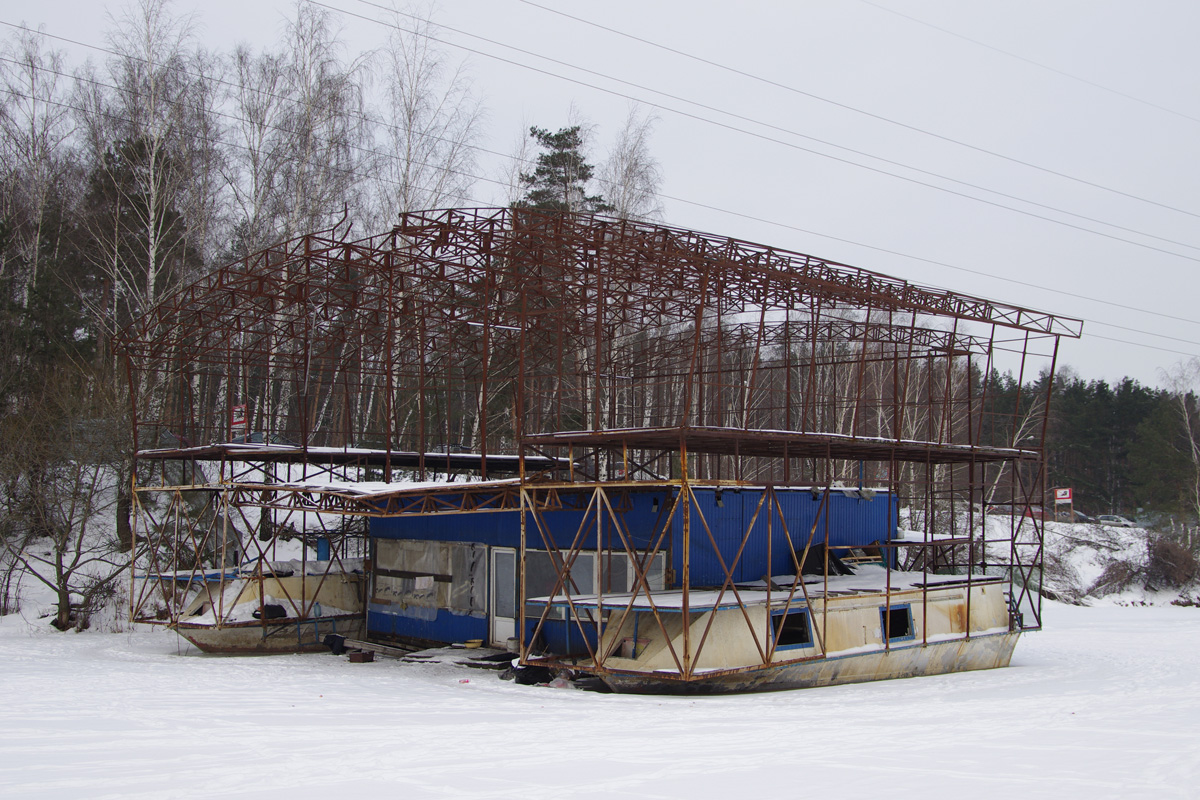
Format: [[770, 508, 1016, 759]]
[[490, 546, 517, 647]]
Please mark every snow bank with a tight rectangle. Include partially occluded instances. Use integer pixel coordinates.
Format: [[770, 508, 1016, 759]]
[[1040, 521, 1199, 605], [903, 514, 1198, 606], [0, 602, 1197, 798]]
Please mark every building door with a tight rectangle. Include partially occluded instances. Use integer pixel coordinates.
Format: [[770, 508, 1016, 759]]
[[490, 547, 517, 647]]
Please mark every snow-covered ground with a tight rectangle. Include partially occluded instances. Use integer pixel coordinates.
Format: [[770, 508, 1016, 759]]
[[0, 602, 1197, 799]]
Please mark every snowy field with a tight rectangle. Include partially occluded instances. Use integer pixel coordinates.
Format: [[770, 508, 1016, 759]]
[[0, 603, 1196, 799]]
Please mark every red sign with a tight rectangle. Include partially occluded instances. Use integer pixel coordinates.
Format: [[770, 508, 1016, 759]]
[[231, 404, 247, 428], [1054, 488, 1072, 503]]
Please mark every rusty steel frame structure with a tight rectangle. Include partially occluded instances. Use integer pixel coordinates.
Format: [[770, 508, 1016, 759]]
[[120, 207, 1081, 681]]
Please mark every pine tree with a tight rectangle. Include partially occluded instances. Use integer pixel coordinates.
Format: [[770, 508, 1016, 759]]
[[1128, 393, 1193, 515], [514, 126, 611, 213]]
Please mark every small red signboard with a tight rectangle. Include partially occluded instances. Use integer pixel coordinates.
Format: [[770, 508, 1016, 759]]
[[1054, 487, 1072, 503], [231, 404, 247, 429]]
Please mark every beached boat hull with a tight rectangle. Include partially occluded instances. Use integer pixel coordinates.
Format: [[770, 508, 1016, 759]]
[[600, 631, 1020, 694], [172, 614, 365, 655], [155, 566, 367, 654]]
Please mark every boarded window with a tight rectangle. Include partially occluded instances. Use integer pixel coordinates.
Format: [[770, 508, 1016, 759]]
[[373, 539, 486, 618]]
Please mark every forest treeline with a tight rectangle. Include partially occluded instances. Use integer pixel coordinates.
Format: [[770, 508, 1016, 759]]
[[986, 367, 1200, 525]]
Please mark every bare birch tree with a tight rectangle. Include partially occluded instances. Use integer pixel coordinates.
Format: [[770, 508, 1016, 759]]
[[598, 104, 663, 222], [104, 0, 198, 314], [77, 0, 220, 340], [225, 44, 288, 255], [173, 48, 226, 268], [0, 28, 77, 307], [1162, 358, 1200, 535], [371, 8, 481, 222], [275, 1, 370, 240]]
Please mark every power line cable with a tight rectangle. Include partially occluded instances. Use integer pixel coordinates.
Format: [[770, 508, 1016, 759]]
[[518, 0, 1200, 223], [2, 27, 1196, 359], [16, 77, 1190, 359], [9, 12, 1200, 323], [5, 85, 1194, 361], [23, 14, 1198, 266], [326, 0, 1200, 264], [858, 0, 1200, 127], [1086, 333, 1197, 359], [5, 74, 1197, 358], [662, 192, 1200, 334]]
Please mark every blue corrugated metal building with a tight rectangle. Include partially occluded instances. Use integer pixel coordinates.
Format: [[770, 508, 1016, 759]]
[[367, 486, 897, 652]]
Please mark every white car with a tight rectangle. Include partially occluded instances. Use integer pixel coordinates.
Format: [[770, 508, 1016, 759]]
[[1097, 514, 1136, 528]]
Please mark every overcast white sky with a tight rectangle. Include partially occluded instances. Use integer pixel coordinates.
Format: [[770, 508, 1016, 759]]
[[5, 0, 1199, 387]]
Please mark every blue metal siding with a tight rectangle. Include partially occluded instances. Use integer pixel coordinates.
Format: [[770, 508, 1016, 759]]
[[671, 489, 898, 587], [368, 494, 663, 551], [367, 604, 487, 642], [368, 488, 895, 585], [370, 509, 521, 546], [527, 617, 597, 656], [367, 606, 595, 654]]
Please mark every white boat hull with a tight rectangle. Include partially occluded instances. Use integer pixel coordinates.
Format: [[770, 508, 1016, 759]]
[[601, 631, 1020, 694]]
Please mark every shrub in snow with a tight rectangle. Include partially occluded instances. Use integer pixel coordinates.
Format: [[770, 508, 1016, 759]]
[[1088, 561, 1140, 597], [1145, 538, 1199, 591]]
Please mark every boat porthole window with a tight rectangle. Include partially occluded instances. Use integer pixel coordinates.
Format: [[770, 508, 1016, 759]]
[[773, 609, 814, 650], [880, 604, 915, 642]]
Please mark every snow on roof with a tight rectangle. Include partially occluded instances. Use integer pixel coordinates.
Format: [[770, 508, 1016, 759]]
[[255, 477, 521, 499], [528, 566, 1000, 610]]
